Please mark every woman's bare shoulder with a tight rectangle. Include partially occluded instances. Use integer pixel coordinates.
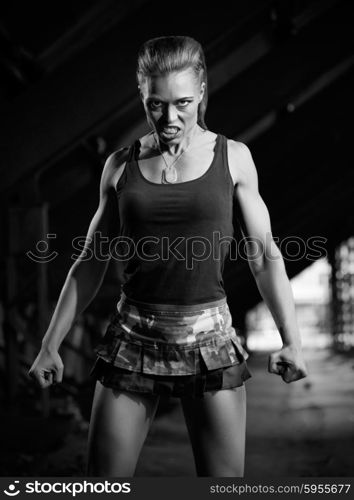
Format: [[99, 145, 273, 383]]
[[102, 146, 132, 190], [137, 132, 155, 159], [199, 129, 217, 145], [225, 139, 256, 187]]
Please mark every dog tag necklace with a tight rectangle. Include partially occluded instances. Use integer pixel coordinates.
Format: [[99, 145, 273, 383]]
[[153, 125, 197, 184]]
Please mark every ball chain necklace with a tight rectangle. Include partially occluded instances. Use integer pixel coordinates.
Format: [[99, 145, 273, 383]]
[[153, 124, 199, 184]]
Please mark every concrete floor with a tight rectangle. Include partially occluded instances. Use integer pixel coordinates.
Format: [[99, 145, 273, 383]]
[[135, 347, 354, 477], [1, 346, 353, 476]]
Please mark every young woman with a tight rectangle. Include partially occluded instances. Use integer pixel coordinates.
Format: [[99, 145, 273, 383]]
[[28, 36, 307, 477]]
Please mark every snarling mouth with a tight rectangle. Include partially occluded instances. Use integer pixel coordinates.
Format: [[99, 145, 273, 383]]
[[161, 126, 180, 134]]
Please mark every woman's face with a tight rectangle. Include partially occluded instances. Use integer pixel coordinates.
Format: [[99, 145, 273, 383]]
[[139, 68, 205, 145]]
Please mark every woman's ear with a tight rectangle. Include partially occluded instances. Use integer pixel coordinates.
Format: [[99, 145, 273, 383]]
[[199, 82, 206, 102], [138, 86, 144, 102]]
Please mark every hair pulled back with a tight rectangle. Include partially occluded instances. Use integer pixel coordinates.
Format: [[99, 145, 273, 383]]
[[136, 35, 208, 130]]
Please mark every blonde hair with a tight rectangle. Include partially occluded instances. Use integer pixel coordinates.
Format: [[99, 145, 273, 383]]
[[136, 35, 208, 129]]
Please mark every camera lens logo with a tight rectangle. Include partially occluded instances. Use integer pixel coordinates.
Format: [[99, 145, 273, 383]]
[[4, 481, 20, 496]]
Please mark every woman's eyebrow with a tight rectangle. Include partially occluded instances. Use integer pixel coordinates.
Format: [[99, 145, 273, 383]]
[[147, 95, 195, 101]]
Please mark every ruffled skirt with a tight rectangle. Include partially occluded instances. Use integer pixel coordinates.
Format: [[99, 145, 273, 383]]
[[90, 292, 251, 398]]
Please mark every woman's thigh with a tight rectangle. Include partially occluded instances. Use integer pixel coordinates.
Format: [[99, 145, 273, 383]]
[[86, 381, 160, 477], [181, 385, 247, 477]]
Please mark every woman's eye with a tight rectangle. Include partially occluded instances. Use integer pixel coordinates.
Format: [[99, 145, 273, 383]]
[[149, 101, 162, 110], [177, 100, 191, 107]]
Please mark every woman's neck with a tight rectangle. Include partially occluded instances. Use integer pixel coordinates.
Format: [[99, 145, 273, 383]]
[[155, 123, 201, 156]]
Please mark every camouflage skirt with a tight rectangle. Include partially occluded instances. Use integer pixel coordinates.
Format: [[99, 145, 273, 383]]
[[90, 292, 251, 398]]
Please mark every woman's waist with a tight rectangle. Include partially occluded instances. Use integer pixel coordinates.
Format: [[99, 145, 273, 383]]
[[108, 314, 238, 349], [113, 292, 234, 346], [119, 290, 227, 313]]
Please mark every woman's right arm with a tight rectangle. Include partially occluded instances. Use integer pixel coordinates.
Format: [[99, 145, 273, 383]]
[[28, 148, 129, 388]]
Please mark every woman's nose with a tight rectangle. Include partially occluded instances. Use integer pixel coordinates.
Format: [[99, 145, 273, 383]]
[[165, 104, 178, 123]]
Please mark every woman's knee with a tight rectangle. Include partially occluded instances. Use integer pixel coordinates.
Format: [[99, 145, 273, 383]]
[[196, 458, 244, 477], [86, 443, 137, 477], [193, 432, 245, 477]]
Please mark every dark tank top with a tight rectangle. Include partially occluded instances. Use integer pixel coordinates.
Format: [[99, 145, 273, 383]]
[[115, 133, 235, 305]]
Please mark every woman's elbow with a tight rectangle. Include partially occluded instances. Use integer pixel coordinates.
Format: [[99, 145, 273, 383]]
[[248, 242, 284, 275], [70, 255, 110, 283]]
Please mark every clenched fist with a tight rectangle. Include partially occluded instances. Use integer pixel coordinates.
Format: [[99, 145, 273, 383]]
[[28, 347, 64, 389], [268, 345, 308, 383]]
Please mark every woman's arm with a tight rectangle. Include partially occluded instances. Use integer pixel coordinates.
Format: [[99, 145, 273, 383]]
[[228, 140, 307, 383], [29, 148, 128, 387]]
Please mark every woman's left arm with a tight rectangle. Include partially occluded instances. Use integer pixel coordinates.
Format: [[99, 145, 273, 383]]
[[228, 140, 308, 383]]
